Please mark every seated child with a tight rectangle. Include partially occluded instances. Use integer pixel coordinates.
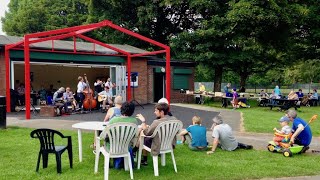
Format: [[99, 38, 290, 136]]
[[273, 116, 292, 145], [180, 116, 208, 151]]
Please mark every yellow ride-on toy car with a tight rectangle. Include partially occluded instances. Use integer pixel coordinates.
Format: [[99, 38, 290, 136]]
[[267, 115, 317, 157]]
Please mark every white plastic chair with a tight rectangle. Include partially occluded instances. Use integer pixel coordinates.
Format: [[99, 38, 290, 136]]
[[94, 122, 137, 180], [137, 120, 183, 176]]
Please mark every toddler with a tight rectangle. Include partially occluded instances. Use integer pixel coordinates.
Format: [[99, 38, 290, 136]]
[[273, 116, 292, 145]]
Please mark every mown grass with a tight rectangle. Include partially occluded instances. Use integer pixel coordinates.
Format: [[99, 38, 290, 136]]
[[1, 127, 320, 180]]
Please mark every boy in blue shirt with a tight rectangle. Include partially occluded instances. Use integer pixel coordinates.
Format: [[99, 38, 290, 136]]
[[180, 116, 208, 151]]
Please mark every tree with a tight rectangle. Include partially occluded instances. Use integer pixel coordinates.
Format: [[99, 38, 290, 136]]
[[1, 0, 89, 36], [86, 0, 218, 48]]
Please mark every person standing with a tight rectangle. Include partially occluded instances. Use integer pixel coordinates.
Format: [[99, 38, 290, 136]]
[[274, 85, 281, 97], [105, 77, 115, 98], [286, 109, 312, 153], [94, 78, 104, 110], [77, 76, 87, 110], [223, 83, 231, 97]]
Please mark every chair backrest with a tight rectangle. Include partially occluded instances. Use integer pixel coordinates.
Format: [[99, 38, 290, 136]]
[[105, 122, 137, 155], [30, 128, 65, 152], [153, 120, 183, 151]]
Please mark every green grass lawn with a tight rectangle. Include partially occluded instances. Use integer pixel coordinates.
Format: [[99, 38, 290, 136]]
[[1, 127, 320, 180], [2, 101, 320, 179]]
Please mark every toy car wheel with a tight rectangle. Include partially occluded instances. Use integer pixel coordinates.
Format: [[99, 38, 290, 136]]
[[283, 149, 293, 157], [267, 144, 276, 152]]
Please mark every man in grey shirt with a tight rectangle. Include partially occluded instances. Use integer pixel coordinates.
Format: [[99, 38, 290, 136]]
[[207, 115, 253, 154]]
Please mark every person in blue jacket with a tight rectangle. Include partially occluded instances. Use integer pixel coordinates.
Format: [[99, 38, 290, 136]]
[[286, 109, 312, 153]]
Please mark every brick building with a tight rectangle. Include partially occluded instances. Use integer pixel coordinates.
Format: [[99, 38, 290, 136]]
[[0, 35, 195, 107]]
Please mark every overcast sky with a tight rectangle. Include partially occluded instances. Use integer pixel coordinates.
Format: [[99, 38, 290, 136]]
[[0, 0, 11, 35]]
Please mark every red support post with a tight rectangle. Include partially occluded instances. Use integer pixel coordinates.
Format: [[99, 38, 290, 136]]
[[165, 48, 171, 104], [73, 36, 77, 53], [5, 47, 11, 112], [127, 56, 132, 101], [24, 36, 31, 119]]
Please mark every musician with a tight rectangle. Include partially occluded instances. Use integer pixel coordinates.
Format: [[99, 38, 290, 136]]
[[16, 83, 25, 106], [53, 87, 68, 114], [94, 78, 104, 110], [77, 76, 87, 110], [105, 77, 114, 98], [63, 87, 77, 111], [94, 78, 103, 93], [98, 86, 113, 113]]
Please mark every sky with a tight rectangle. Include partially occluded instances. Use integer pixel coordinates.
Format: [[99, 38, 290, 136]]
[[0, 0, 11, 35]]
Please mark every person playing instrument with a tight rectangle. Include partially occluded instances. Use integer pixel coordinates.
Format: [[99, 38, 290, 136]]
[[105, 77, 115, 98], [94, 78, 104, 110], [94, 78, 104, 94], [77, 76, 87, 111], [53, 87, 68, 114], [63, 87, 77, 112], [98, 86, 113, 113], [103, 96, 122, 122]]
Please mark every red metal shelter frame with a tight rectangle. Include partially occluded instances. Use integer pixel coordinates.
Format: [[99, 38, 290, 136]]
[[5, 20, 171, 119]]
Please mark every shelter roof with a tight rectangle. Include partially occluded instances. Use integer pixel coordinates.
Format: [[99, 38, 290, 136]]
[[0, 35, 148, 54]]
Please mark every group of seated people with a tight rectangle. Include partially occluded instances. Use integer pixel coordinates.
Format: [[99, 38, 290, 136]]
[[98, 96, 253, 168], [97, 96, 312, 170], [258, 88, 319, 107]]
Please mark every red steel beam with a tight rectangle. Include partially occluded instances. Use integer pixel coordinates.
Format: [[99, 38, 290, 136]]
[[27, 21, 111, 38], [7, 40, 24, 49], [107, 22, 169, 49], [77, 34, 130, 55], [5, 46, 11, 112], [130, 50, 166, 57], [10, 47, 126, 57]]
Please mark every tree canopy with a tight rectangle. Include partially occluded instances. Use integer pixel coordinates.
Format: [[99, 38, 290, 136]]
[[2, 0, 320, 90]]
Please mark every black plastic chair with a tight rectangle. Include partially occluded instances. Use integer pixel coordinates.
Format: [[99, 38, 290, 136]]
[[30, 128, 73, 173]]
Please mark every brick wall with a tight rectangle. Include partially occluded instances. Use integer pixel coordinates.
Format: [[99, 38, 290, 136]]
[[126, 58, 148, 104], [0, 51, 6, 96], [147, 65, 195, 103], [147, 66, 154, 103], [170, 68, 195, 103]]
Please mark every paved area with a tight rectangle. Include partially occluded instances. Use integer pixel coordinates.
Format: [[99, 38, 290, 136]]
[[4, 103, 320, 179]]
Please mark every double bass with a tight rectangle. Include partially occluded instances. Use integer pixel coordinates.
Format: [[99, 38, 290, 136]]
[[82, 74, 97, 110]]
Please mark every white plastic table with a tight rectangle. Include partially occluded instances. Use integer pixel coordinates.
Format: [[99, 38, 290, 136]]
[[72, 121, 108, 162]]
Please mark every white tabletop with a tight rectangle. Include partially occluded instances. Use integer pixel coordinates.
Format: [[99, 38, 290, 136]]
[[72, 121, 108, 131]]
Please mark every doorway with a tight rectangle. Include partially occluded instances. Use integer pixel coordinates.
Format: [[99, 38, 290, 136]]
[[154, 72, 165, 102]]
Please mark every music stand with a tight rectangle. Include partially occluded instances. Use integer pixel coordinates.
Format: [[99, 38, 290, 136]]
[[131, 74, 144, 109]]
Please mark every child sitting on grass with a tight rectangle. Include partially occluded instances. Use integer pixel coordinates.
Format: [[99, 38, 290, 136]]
[[273, 116, 292, 146], [180, 116, 208, 151]]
